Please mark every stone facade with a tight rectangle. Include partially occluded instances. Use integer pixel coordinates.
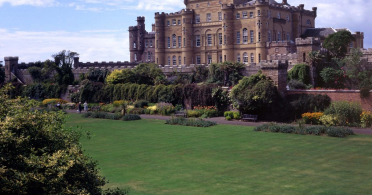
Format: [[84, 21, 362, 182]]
[[129, 0, 318, 65]]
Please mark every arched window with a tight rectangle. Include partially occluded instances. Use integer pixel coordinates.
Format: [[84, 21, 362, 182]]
[[179, 56, 181, 65], [173, 56, 177, 65], [251, 53, 254, 63], [277, 31, 281, 41], [243, 53, 248, 64], [243, 28, 248, 43], [168, 56, 171, 65], [172, 34, 177, 48], [133, 42, 136, 48], [268, 31, 271, 42], [237, 53, 241, 62]]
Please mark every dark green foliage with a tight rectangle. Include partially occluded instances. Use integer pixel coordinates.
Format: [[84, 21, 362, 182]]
[[324, 101, 362, 125], [103, 188, 130, 195], [27, 66, 43, 82], [320, 67, 346, 89], [79, 81, 104, 103], [165, 116, 217, 127], [323, 30, 356, 59], [128, 108, 146, 115], [0, 65, 5, 83], [224, 111, 240, 120], [90, 112, 109, 119], [254, 123, 354, 138], [212, 87, 231, 113], [207, 61, 245, 86], [134, 100, 149, 108], [287, 79, 307, 90], [132, 63, 164, 85], [122, 114, 141, 121], [22, 83, 63, 100], [287, 64, 311, 84], [82, 112, 123, 121], [360, 88, 370, 98], [192, 65, 209, 83], [345, 49, 372, 89], [230, 72, 282, 120], [286, 94, 331, 120], [85, 68, 110, 83], [52, 50, 77, 85]]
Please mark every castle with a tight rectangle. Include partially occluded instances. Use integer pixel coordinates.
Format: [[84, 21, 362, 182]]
[[128, 0, 364, 66]]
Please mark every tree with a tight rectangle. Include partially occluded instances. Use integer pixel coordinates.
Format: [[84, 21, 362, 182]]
[[0, 61, 5, 83], [323, 30, 355, 59], [230, 71, 281, 118], [52, 50, 78, 85], [132, 63, 164, 85], [106, 69, 135, 85], [344, 48, 372, 89], [85, 68, 110, 83], [207, 61, 245, 86], [0, 85, 128, 195], [287, 64, 311, 84]]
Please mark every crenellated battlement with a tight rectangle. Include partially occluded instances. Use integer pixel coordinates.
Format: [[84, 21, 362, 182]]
[[155, 12, 166, 18]]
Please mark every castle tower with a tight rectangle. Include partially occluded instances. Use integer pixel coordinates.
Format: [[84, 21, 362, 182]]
[[129, 25, 138, 62], [255, 1, 268, 62], [221, 4, 235, 62], [4, 57, 19, 82], [155, 12, 166, 65], [181, 9, 194, 65], [136, 17, 146, 61]]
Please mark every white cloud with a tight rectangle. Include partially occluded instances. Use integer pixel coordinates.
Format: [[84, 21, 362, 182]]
[[0, 29, 129, 63], [0, 0, 58, 7]]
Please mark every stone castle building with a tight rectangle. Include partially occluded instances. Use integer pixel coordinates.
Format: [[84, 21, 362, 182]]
[[128, 0, 364, 66]]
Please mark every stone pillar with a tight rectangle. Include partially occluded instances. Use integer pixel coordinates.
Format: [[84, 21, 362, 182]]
[[182, 9, 194, 65], [221, 4, 234, 62]]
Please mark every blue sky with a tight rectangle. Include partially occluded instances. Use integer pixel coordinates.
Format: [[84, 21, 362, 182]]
[[0, 0, 371, 63]]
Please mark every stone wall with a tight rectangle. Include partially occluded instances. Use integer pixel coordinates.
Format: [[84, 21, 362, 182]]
[[285, 90, 372, 111]]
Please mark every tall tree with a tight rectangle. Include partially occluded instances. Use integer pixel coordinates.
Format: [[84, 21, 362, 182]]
[[323, 30, 355, 59], [52, 50, 78, 85], [0, 61, 5, 83]]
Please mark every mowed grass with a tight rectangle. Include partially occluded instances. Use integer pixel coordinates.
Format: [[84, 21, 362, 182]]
[[65, 114, 372, 195]]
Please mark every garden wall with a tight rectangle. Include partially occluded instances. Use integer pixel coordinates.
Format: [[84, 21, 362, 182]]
[[285, 90, 372, 111]]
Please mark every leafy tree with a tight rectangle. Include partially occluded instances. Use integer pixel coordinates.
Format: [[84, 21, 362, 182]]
[[319, 67, 346, 89], [0, 61, 5, 83], [132, 63, 164, 85], [212, 87, 230, 113], [287, 64, 311, 84], [0, 85, 109, 194], [230, 71, 281, 118], [106, 69, 135, 85], [323, 30, 355, 59], [52, 50, 78, 85], [344, 48, 372, 89], [27, 66, 43, 82], [207, 61, 245, 86], [84, 68, 110, 83]]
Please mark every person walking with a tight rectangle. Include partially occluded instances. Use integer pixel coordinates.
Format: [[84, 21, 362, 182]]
[[78, 102, 82, 113], [84, 101, 88, 112]]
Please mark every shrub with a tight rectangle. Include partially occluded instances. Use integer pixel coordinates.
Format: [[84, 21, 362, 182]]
[[324, 101, 362, 125], [319, 114, 340, 126], [187, 110, 200, 118], [233, 112, 240, 119], [304, 126, 325, 135], [106, 113, 122, 120], [166, 116, 217, 127], [122, 114, 141, 121], [113, 100, 125, 107], [326, 127, 355, 138], [253, 123, 271, 131], [287, 64, 311, 84], [361, 111, 372, 128], [134, 100, 149, 108], [193, 105, 218, 118], [90, 112, 108, 119], [157, 102, 175, 116], [225, 116, 232, 120], [42, 98, 68, 106], [287, 79, 307, 90], [128, 108, 145, 115], [224, 111, 234, 118], [287, 94, 331, 120], [301, 112, 323, 125]]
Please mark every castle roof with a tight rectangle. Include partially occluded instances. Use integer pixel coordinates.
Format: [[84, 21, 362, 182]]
[[302, 28, 336, 38]]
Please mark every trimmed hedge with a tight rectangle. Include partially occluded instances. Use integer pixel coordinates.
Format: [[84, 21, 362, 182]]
[[82, 112, 141, 121], [166, 116, 217, 127]]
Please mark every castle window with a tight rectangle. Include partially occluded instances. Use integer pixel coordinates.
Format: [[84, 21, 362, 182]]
[[237, 53, 241, 62], [183, 38, 185, 47], [156, 40, 158, 49], [242, 11, 247, 18], [134, 54, 137, 61], [196, 55, 201, 64], [173, 56, 177, 65], [140, 42, 142, 47], [307, 19, 311, 25], [268, 31, 271, 42], [167, 37, 170, 48], [277, 32, 281, 41], [207, 13, 211, 22], [350, 42, 354, 48], [259, 54, 261, 62], [172, 34, 177, 48], [250, 12, 253, 18], [168, 56, 170, 65], [183, 18, 185, 24], [196, 35, 201, 47], [287, 33, 290, 41], [167, 21, 170, 26], [268, 10, 271, 18], [250, 30, 254, 43], [148, 52, 151, 61], [178, 36, 181, 48], [207, 34, 212, 46], [303, 53, 306, 62], [150, 40, 153, 47], [224, 35, 226, 45], [145, 41, 148, 47], [236, 13, 240, 19], [258, 32, 261, 42], [251, 53, 254, 63], [184, 57, 186, 64], [157, 58, 158, 64], [178, 20, 181, 25], [219, 33, 223, 45], [224, 55, 226, 62], [207, 2, 210, 6], [287, 14, 290, 21], [208, 55, 212, 64], [237, 31, 240, 44], [179, 56, 181, 65], [133, 42, 136, 48], [243, 28, 248, 44], [243, 53, 248, 64], [224, 14, 226, 20], [258, 10, 261, 16], [172, 19, 176, 25], [218, 12, 222, 21], [277, 12, 281, 19], [196, 4, 199, 8], [196, 15, 200, 23]]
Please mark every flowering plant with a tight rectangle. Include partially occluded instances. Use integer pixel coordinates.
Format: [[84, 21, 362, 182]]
[[301, 112, 323, 125]]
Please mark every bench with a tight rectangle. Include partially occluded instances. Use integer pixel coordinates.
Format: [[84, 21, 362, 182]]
[[174, 111, 187, 117], [241, 114, 258, 122]]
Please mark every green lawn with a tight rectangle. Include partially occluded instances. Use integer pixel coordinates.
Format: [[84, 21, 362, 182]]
[[65, 114, 372, 195]]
